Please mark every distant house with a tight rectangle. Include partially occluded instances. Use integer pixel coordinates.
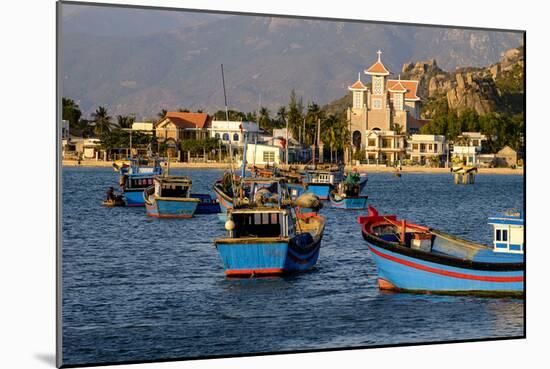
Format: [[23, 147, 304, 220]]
[[452, 132, 487, 165], [407, 134, 446, 166], [364, 130, 406, 164], [245, 143, 283, 165], [496, 146, 517, 167], [209, 120, 260, 148], [131, 121, 154, 134], [155, 112, 212, 143]]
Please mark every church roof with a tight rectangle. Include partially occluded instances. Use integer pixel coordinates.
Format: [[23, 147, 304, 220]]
[[365, 61, 390, 75], [387, 80, 407, 93], [387, 79, 420, 100], [348, 73, 367, 91]]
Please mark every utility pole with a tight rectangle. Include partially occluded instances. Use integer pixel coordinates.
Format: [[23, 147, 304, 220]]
[[285, 118, 289, 165]]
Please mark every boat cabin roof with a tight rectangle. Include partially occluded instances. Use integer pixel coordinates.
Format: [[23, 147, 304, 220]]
[[488, 211, 524, 226], [154, 175, 192, 186]]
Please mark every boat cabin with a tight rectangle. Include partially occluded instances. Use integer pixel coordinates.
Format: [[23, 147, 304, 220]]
[[237, 178, 291, 208], [154, 176, 193, 198], [488, 211, 524, 254], [229, 209, 295, 239], [120, 158, 163, 190]]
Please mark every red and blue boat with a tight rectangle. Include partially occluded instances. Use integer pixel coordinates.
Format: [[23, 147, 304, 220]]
[[214, 178, 325, 277], [358, 206, 524, 297], [115, 158, 163, 207], [144, 176, 200, 218]]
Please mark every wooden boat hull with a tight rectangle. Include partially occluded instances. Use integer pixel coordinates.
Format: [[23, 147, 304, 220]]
[[145, 197, 200, 218], [304, 183, 332, 200], [124, 189, 146, 207], [359, 211, 524, 297], [329, 194, 368, 210], [191, 193, 221, 214], [365, 242, 523, 296], [102, 198, 125, 207], [213, 183, 234, 213], [215, 236, 322, 277]]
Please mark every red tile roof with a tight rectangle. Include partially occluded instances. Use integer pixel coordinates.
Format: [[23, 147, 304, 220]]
[[408, 117, 430, 130], [160, 112, 212, 129], [387, 80, 407, 93], [387, 79, 420, 100], [365, 61, 390, 75]]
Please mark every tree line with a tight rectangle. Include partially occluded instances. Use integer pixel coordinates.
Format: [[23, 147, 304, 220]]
[[63, 90, 351, 161]]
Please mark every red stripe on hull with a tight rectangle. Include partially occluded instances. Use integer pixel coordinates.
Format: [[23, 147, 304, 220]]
[[225, 268, 284, 277], [369, 245, 523, 283]]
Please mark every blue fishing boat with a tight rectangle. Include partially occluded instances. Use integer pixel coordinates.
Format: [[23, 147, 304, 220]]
[[116, 158, 163, 207], [214, 178, 325, 277], [191, 193, 221, 214], [358, 207, 524, 297], [329, 186, 368, 210], [144, 176, 199, 218], [302, 165, 344, 200]]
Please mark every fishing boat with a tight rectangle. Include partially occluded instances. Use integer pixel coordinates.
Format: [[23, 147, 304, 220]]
[[251, 165, 306, 200], [117, 158, 163, 207], [144, 176, 200, 218], [191, 193, 222, 214], [214, 178, 325, 277], [329, 181, 368, 210], [302, 164, 344, 200], [358, 206, 524, 297]]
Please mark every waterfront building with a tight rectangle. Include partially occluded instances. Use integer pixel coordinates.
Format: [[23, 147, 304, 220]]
[[347, 50, 421, 163], [131, 122, 154, 134], [452, 132, 487, 165], [245, 143, 283, 165], [155, 112, 212, 143], [407, 134, 447, 166], [209, 120, 260, 148], [496, 145, 518, 167]]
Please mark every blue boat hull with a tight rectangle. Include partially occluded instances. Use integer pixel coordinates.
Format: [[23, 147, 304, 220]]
[[191, 193, 221, 214], [146, 198, 199, 218], [124, 190, 146, 207], [366, 243, 524, 295], [305, 183, 332, 200], [215, 237, 321, 276], [329, 195, 368, 210]]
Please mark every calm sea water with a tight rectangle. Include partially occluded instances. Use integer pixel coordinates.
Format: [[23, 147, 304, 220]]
[[62, 168, 524, 366]]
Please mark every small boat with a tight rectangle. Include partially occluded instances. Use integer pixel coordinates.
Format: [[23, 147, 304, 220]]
[[214, 178, 325, 277], [302, 165, 344, 200], [191, 193, 222, 214], [358, 206, 524, 297], [144, 176, 200, 218], [117, 158, 163, 207], [101, 196, 125, 207], [329, 183, 368, 210]]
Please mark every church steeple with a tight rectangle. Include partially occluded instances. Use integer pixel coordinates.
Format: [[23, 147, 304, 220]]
[[365, 50, 390, 76]]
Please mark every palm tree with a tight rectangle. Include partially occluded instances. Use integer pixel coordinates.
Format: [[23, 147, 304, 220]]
[[258, 106, 271, 132], [157, 109, 168, 119], [91, 106, 113, 136], [276, 106, 287, 129], [321, 114, 348, 163], [116, 114, 135, 129]]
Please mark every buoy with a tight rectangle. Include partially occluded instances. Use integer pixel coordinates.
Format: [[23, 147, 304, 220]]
[[225, 219, 235, 231]]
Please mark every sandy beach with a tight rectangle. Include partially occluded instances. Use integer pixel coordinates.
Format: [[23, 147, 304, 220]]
[[62, 160, 524, 175]]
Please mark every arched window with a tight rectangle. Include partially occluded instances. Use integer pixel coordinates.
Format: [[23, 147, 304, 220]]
[[222, 133, 230, 141], [233, 133, 239, 142], [215, 133, 220, 140], [371, 127, 381, 131], [352, 131, 362, 148]]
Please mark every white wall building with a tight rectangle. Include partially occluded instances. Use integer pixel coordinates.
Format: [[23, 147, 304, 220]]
[[131, 122, 154, 133], [209, 120, 260, 147], [407, 134, 447, 165], [245, 143, 283, 166], [452, 132, 487, 165]]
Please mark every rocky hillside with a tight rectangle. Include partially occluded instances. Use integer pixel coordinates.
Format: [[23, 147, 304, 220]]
[[401, 46, 524, 117]]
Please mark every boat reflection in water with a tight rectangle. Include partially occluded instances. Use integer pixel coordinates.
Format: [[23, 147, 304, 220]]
[[214, 178, 325, 277]]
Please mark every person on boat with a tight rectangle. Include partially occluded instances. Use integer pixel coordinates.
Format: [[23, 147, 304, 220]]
[[345, 168, 360, 185], [106, 186, 115, 202]]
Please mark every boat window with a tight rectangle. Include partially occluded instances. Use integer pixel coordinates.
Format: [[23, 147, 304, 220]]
[[495, 229, 509, 242], [234, 212, 282, 238], [496, 229, 501, 241]]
